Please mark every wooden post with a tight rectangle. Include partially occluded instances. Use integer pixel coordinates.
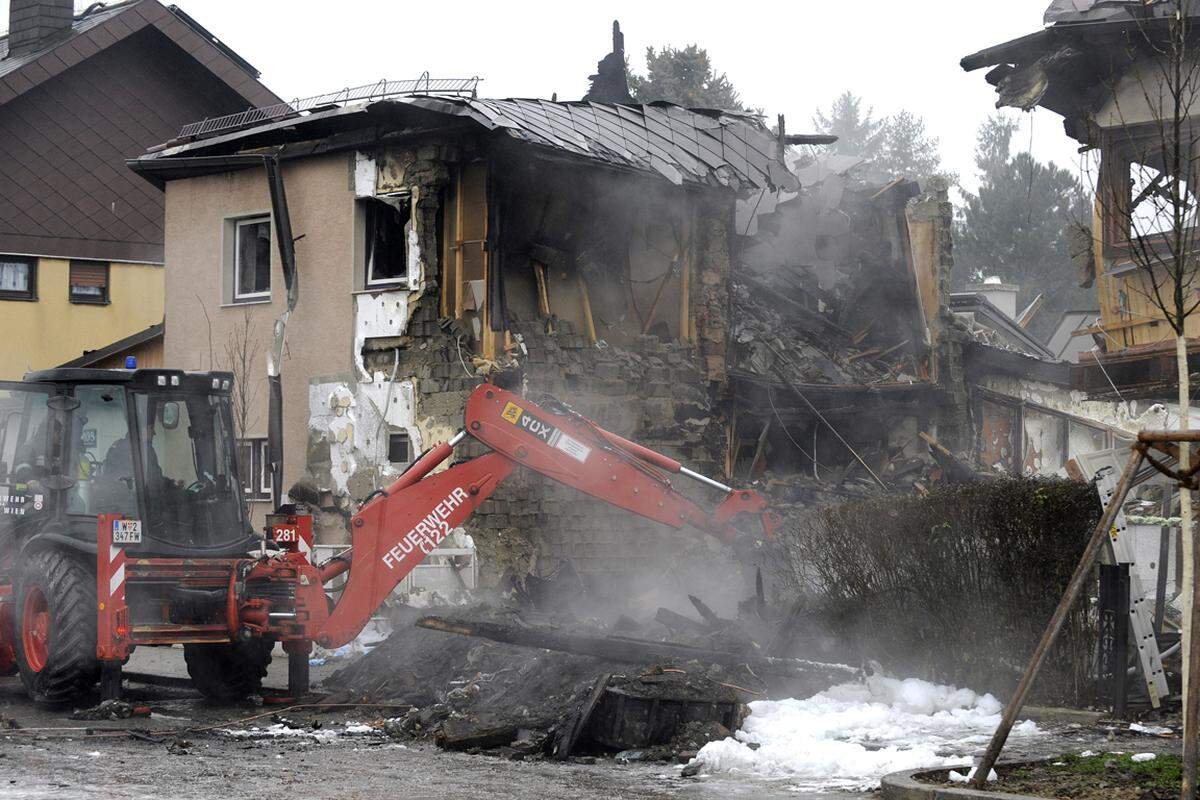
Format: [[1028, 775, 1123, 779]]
[[532, 260, 554, 333], [641, 264, 675, 336], [969, 445, 1146, 789], [749, 420, 771, 479], [577, 273, 597, 344], [679, 251, 691, 342], [1184, 513, 1200, 800]]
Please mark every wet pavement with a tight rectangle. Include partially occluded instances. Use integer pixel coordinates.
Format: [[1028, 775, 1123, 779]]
[[0, 646, 1182, 800]]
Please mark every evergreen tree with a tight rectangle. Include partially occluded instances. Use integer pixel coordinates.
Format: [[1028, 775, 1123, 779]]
[[954, 115, 1091, 333], [876, 110, 954, 186], [628, 45, 744, 110], [812, 92, 950, 185], [812, 91, 884, 160]]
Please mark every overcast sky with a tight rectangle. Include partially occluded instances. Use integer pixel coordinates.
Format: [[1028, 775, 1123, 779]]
[[26, 1, 1084, 193]]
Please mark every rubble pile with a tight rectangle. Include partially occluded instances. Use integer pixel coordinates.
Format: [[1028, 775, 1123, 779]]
[[732, 280, 910, 387], [320, 596, 845, 762]]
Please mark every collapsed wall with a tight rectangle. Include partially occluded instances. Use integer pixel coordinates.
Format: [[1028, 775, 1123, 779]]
[[296, 144, 978, 604], [301, 143, 740, 598]]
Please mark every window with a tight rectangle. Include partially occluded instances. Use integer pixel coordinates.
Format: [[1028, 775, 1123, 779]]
[[234, 217, 271, 301], [388, 430, 411, 465], [237, 438, 271, 502], [0, 257, 35, 301], [0, 385, 49, 486], [362, 195, 412, 287], [69, 261, 108, 304], [66, 385, 137, 518]]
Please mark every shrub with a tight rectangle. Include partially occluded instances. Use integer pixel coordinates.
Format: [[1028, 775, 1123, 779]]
[[775, 476, 1102, 705]]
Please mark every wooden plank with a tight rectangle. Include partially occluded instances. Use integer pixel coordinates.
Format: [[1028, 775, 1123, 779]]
[[552, 671, 611, 760], [688, 594, 726, 630], [436, 720, 521, 751], [578, 273, 597, 344], [748, 420, 771, 480], [655, 607, 709, 634], [416, 616, 859, 683]]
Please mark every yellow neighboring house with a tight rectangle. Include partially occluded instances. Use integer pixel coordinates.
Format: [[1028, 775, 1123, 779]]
[[0, 257, 164, 378], [0, 0, 280, 379]]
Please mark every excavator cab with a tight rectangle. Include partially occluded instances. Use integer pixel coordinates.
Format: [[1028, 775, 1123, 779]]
[[0, 368, 269, 704], [0, 368, 255, 559]]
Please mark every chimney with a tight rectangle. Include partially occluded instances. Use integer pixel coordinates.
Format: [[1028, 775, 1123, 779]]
[[7, 0, 75, 59], [967, 276, 1021, 320], [583, 20, 633, 104]]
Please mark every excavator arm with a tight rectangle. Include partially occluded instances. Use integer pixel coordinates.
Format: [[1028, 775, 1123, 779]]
[[311, 383, 778, 648]]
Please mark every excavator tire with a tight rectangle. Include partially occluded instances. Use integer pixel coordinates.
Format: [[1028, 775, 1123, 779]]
[[15, 549, 98, 704], [184, 638, 274, 703]]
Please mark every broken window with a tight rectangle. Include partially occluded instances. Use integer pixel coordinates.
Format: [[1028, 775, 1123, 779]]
[[979, 399, 1017, 473], [387, 430, 411, 465], [0, 256, 35, 301], [1068, 421, 1108, 462], [1128, 160, 1197, 237], [1022, 409, 1066, 476], [69, 260, 108, 304], [363, 195, 412, 287], [1099, 140, 1200, 248], [233, 217, 271, 301], [237, 438, 271, 502]]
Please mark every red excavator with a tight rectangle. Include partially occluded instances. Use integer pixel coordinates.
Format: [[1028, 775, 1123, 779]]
[[0, 372, 776, 704]]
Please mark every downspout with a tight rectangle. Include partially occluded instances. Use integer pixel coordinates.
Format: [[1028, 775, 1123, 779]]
[[263, 154, 300, 510]]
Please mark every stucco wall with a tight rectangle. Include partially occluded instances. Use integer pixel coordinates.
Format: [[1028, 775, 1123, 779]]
[[1096, 54, 1200, 129], [0, 258, 164, 379], [162, 153, 357, 523]]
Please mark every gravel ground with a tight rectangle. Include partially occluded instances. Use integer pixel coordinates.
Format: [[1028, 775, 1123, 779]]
[[0, 646, 1182, 800]]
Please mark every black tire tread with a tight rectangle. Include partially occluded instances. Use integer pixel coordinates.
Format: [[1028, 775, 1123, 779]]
[[183, 639, 273, 702], [15, 549, 98, 704]]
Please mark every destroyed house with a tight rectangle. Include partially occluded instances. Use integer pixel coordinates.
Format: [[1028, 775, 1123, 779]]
[[730, 149, 1143, 484], [949, 0, 1200, 475], [129, 82, 802, 582], [963, 0, 1200, 402], [0, 0, 280, 379]]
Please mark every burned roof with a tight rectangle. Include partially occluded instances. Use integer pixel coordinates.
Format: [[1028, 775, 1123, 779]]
[[419, 97, 797, 191], [133, 94, 799, 193], [1043, 0, 1177, 25], [961, 1, 1198, 141]]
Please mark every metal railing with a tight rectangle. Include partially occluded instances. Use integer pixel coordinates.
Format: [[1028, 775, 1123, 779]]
[[178, 73, 481, 140]]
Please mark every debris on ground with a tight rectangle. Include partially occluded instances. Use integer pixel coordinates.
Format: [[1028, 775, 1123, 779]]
[[318, 598, 836, 762], [70, 700, 149, 721]]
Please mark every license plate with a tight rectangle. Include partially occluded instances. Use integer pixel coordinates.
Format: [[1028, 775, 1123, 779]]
[[112, 519, 142, 545]]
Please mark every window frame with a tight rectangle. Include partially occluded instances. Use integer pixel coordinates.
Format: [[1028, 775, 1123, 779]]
[[387, 429, 412, 466], [237, 437, 272, 503], [232, 216, 272, 303], [975, 390, 1118, 476], [68, 260, 110, 305], [361, 194, 413, 290], [0, 256, 36, 302]]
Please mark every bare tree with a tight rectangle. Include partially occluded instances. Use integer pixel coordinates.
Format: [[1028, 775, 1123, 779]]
[[222, 309, 263, 443], [1088, 3, 1200, 790]]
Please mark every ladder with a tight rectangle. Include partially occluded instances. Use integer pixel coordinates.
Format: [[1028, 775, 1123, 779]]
[[1077, 449, 1170, 707]]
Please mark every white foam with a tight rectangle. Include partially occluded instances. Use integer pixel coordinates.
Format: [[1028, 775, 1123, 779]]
[[220, 721, 380, 743], [693, 675, 1040, 791]]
